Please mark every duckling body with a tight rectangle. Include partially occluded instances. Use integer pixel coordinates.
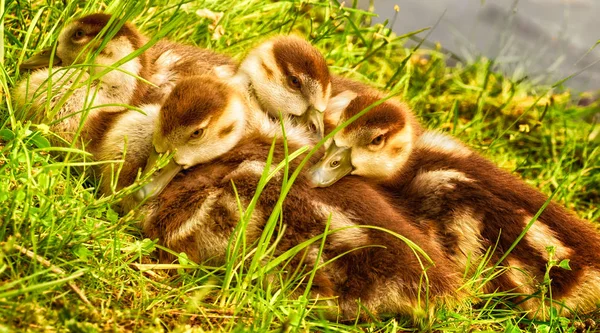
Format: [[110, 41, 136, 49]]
[[311, 90, 600, 316], [86, 105, 158, 199], [331, 75, 371, 95], [137, 75, 462, 321], [144, 136, 462, 320], [398, 131, 600, 315]]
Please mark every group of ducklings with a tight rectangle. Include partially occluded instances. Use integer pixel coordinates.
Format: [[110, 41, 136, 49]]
[[14, 13, 600, 321]]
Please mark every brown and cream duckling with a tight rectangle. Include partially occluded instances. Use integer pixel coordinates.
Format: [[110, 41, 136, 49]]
[[89, 71, 245, 209], [134, 72, 314, 201], [235, 35, 331, 140], [13, 13, 235, 208], [136, 75, 463, 321], [309, 92, 600, 317], [86, 73, 237, 211]]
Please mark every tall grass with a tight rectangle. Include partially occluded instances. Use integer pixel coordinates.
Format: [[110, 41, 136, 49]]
[[1, 0, 599, 331]]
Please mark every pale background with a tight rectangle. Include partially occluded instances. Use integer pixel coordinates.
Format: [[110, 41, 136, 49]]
[[361, 0, 600, 92]]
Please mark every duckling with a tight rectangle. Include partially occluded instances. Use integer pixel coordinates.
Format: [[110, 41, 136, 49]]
[[235, 35, 331, 139], [88, 70, 246, 212], [136, 75, 463, 321], [309, 92, 600, 316], [134, 71, 314, 202], [14, 13, 234, 145], [15, 14, 153, 133]]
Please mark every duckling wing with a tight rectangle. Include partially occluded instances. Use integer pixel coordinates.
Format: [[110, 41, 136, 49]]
[[146, 40, 235, 104]]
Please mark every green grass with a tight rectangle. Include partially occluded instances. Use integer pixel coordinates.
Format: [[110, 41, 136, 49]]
[[1, 0, 599, 331]]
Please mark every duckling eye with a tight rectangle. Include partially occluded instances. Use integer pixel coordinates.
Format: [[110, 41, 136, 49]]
[[370, 135, 385, 146], [190, 129, 204, 139], [287, 76, 301, 89], [72, 29, 85, 41]]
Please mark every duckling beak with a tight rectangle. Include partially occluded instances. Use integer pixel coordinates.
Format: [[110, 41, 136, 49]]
[[299, 106, 325, 141], [134, 149, 182, 202], [308, 141, 353, 188], [20, 48, 61, 70]]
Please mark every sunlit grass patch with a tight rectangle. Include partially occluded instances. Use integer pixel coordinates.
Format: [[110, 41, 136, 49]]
[[1, 0, 599, 331]]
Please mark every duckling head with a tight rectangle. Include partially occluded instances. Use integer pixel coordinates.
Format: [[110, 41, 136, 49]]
[[19, 13, 153, 110], [237, 35, 331, 139], [309, 92, 419, 187], [20, 13, 146, 74], [154, 75, 247, 167], [135, 75, 247, 201]]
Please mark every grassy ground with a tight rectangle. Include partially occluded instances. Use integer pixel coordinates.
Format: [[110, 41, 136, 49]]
[[1, 0, 599, 331]]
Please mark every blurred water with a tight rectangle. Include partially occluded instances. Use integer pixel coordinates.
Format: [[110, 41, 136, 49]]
[[361, 0, 600, 92]]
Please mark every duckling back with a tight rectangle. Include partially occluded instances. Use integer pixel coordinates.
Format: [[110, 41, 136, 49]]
[[139, 133, 463, 321]]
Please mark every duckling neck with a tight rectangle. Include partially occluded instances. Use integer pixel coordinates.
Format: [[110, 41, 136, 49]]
[[236, 74, 315, 148], [380, 155, 420, 191], [93, 34, 153, 108], [240, 73, 280, 121], [381, 131, 469, 191], [245, 79, 268, 116]]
